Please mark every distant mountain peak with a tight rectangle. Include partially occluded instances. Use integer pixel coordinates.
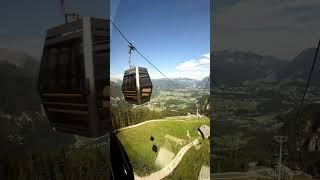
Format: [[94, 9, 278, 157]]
[[111, 75, 122, 83], [0, 48, 38, 68], [151, 77, 198, 81]]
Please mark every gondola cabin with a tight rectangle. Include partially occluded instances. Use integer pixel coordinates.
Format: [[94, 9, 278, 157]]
[[122, 67, 152, 105], [38, 17, 110, 138]]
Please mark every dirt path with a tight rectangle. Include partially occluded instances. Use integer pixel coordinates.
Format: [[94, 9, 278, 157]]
[[115, 117, 189, 132], [198, 165, 210, 180], [134, 137, 201, 180]]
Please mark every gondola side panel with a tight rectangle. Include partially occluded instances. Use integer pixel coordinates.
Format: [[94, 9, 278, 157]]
[[83, 17, 99, 137], [39, 20, 92, 137], [90, 18, 110, 134], [38, 17, 110, 138]]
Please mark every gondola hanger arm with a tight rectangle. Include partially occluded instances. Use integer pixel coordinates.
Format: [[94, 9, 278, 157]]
[[128, 43, 136, 68]]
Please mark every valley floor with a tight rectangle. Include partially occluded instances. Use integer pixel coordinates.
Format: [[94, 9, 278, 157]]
[[116, 116, 210, 180]]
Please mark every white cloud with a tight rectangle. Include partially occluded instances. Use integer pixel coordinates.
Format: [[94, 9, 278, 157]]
[[111, 54, 210, 81], [149, 72, 179, 80], [203, 53, 210, 59], [175, 53, 210, 80]]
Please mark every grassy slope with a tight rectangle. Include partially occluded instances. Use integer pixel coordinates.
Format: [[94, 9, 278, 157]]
[[165, 138, 210, 180], [117, 117, 209, 176]]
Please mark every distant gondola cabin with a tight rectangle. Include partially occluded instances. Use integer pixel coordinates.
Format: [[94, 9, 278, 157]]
[[122, 67, 152, 105]]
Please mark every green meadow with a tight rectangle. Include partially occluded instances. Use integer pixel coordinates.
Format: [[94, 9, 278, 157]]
[[117, 116, 210, 177]]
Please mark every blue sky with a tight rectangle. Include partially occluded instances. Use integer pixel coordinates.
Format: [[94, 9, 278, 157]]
[[2, 0, 320, 72], [111, 0, 210, 80], [0, 0, 109, 59]]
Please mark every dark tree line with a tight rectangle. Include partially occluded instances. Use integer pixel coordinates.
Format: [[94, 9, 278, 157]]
[[111, 106, 185, 130]]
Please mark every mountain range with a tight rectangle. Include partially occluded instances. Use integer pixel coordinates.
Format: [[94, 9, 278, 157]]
[[111, 47, 320, 95], [110, 76, 210, 98], [213, 48, 320, 86], [1, 46, 319, 155], [1, 47, 319, 108], [0, 48, 40, 112], [111, 76, 209, 88]]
